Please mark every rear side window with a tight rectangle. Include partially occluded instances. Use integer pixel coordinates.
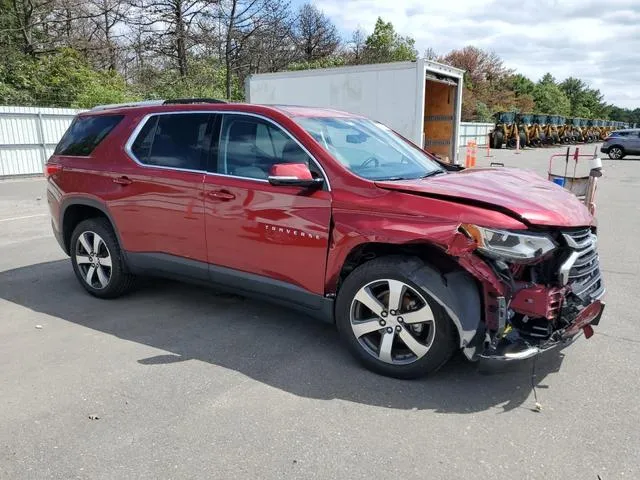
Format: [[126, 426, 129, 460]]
[[129, 113, 212, 171], [55, 115, 123, 156]]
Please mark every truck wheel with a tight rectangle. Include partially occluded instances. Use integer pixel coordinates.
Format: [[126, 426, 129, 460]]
[[70, 218, 136, 299], [492, 131, 503, 149], [336, 256, 457, 379]]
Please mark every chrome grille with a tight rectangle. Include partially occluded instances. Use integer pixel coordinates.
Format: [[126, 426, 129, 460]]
[[562, 229, 604, 302]]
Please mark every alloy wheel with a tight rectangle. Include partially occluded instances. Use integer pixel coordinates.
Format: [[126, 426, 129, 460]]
[[349, 279, 436, 365], [609, 147, 622, 159], [75, 231, 112, 289]]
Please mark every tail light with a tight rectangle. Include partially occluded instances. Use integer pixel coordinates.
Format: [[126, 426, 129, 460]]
[[44, 162, 62, 178]]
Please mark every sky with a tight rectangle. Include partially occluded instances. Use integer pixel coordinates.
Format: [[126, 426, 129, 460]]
[[299, 0, 640, 109]]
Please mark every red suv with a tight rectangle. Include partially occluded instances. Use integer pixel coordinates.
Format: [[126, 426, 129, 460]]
[[46, 99, 605, 378]]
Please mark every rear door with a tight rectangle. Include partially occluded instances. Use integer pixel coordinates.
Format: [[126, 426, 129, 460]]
[[203, 113, 332, 296], [107, 112, 213, 270], [629, 131, 640, 154]]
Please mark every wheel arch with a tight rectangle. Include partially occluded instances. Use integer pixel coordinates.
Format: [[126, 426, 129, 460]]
[[336, 244, 484, 358], [60, 198, 123, 256]]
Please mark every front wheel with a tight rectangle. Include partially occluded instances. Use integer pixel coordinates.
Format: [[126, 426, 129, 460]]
[[336, 257, 457, 379]]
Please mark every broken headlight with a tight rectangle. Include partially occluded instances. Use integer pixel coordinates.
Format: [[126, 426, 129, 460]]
[[462, 225, 557, 262]]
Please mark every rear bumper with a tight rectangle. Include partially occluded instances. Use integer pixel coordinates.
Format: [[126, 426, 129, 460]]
[[479, 300, 605, 364], [51, 219, 68, 255]]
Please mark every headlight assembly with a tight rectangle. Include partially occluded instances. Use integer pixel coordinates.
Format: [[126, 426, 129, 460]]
[[461, 224, 557, 262]]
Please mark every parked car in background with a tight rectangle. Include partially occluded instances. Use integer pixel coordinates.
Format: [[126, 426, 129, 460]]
[[601, 129, 640, 159], [46, 99, 605, 379]]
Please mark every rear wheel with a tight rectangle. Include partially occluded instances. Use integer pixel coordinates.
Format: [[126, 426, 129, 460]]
[[608, 146, 625, 159], [336, 257, 457, 379], [70, 218, 135, 298]]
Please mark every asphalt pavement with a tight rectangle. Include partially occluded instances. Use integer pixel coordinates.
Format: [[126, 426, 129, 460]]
[[1, 145, 639, 479]]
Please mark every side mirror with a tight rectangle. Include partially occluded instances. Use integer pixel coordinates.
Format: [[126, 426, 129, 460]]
[[268, 163, 324, 188]]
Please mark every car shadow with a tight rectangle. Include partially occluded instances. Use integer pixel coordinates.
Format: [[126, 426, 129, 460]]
[[0, 260, 567, 414]]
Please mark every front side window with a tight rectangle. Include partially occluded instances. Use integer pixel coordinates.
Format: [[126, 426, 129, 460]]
[[129, 113, 211, 170], [293, 116, 443, 181], [218, 115, 312, 180], [55, 115, 123, 156]]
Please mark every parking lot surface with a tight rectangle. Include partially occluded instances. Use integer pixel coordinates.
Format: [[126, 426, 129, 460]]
[[1, 145, 639, 479]]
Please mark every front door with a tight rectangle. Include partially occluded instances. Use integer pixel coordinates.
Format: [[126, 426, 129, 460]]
[[204, 113, 332, 296], [108, 112, 213, 266], [629, 131, 640, 154]]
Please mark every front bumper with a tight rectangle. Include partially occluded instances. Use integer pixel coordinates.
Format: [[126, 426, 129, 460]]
[[600, 145, 610, 154], [479, 300, 605, 364]]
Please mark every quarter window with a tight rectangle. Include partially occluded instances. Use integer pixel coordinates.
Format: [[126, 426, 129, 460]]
[[55, 115, 123, 156], [218, 115, 312, 180], [130, 113, 212, 171]]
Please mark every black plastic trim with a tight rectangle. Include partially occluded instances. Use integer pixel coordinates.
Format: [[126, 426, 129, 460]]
[[59, 197, 125, 256], [126, 252, 335, 323]]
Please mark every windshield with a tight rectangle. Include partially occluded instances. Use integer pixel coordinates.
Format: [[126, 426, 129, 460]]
[[293, 116, 444, 181]]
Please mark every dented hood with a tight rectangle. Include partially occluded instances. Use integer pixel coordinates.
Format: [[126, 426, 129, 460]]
[[374, 167, 593, 227]]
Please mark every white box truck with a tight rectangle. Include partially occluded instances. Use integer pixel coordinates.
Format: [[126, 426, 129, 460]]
[[246, 59, 465, 163]]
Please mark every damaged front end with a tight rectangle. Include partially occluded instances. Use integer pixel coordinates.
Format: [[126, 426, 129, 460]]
[[451, 225, 605, 364]]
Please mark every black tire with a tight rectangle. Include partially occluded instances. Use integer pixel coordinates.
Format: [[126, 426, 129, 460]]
[[608, 146, 625, 160], [507, 137, 517, 149], [519, 132, 528, 147], [491, 131, 503, 149], [70, 217, 136, 299], [335, 256, 457, 379]]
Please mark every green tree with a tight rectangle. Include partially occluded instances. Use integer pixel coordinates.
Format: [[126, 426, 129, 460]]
[[0, 49, 131, 107], [510, 74, 535, 96], [475, 102, 493, 122], [532, 80, 571, 116], [559, 77, 608, 118], [539, 72, 557, 85], [287, 56, 346, 71], [362, 18, 417, 64]]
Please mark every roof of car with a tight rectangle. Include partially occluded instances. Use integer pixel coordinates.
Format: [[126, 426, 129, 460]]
[[82, 100, 358, 119]]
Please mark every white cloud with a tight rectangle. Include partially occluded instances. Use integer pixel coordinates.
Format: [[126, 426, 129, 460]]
[[314, 0, 640, 109]]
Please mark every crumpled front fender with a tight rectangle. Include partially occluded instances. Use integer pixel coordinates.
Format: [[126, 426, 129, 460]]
[[406, 262, 485, 360]]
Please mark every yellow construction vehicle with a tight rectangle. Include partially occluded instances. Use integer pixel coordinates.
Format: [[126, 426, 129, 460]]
[[490, 112, 516, 149]]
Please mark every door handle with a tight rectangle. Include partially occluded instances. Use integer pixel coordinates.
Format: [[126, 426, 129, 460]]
[[208, 190, 236, 201], [113, 176, 133, 186]]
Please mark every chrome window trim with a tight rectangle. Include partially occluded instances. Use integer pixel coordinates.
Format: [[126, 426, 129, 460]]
[[124, 110, 331, 190], [124, 111, 211, 175]]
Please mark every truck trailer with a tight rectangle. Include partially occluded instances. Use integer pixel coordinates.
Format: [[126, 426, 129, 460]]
[[246, 59, 465, 164]]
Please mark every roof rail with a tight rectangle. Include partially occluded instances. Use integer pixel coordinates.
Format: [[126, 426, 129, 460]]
[[163, 98, 228, 105], [90, 100, 164, 111]]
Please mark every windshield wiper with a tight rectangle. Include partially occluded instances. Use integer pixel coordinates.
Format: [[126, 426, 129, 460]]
[[420, 170, 447, 179], [375, 176, 409, 181]]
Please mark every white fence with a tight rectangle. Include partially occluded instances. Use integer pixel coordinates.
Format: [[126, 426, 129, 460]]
[[459, 122, 494, 147], [0, 105, 495, 177], [0, 106, 83, 177]]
